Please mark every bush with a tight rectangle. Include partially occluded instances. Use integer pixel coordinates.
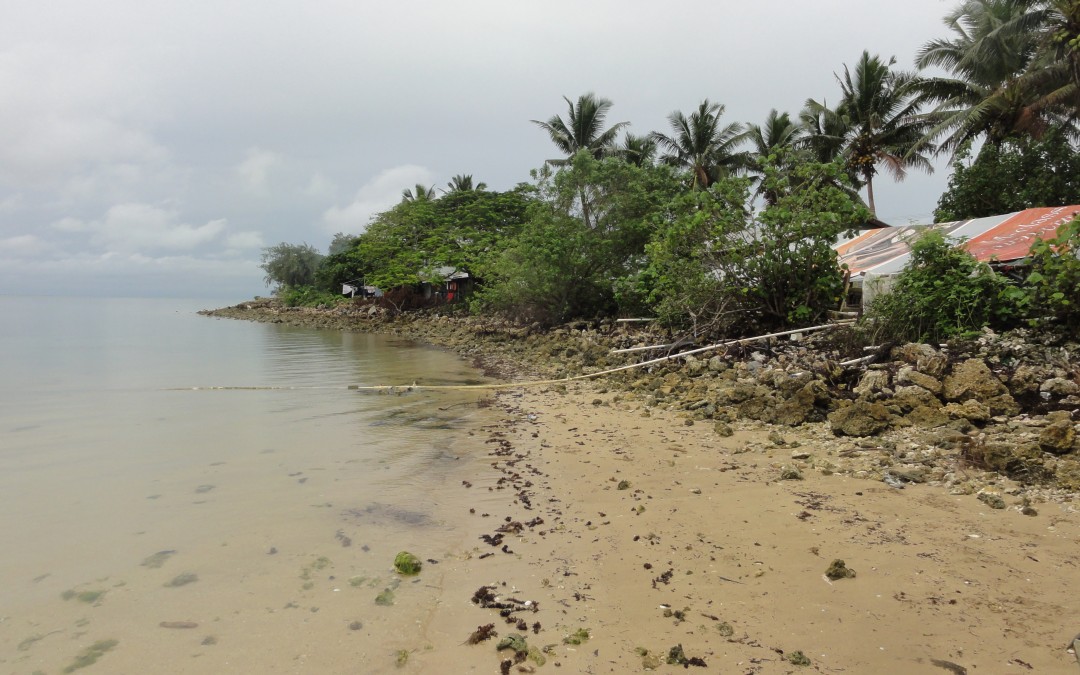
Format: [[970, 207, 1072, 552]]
[[865, 230, 1018, 342], [278, 286, 344, 308], [1023, 215, 1080, 330]]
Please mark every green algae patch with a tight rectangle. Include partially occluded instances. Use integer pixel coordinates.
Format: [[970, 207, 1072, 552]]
[[563, 627, 590, 645], [395, 650, 409, 667], [62, 589, 105, 604], [375, 588, 395, 606], [164, 572, 198, 587], [788, 650, 811, 666], [825, 559, 856, 580], [496, 634, 528, 652], [62, 639, 118, 673], [393, 551, 422, 575], [140, 550, 176, 569]]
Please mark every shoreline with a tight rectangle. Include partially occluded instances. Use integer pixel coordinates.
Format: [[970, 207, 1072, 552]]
[[202, 299, 1080, 673]]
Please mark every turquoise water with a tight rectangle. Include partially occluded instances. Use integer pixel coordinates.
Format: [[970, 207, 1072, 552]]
[[0, 296, 493, 673]]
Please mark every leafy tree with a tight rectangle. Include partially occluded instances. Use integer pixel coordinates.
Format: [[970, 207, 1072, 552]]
[[532, 93, 629, 164], [260, 242, 324, 290], [865, 229, 1018, 342], [934, 127, 1080, 221], [474, 152, 681, 324], [650, 99, 748, 189], [808, 51, 934, 216], [327, 232, 359, 256], [645, 154, 870, 336]]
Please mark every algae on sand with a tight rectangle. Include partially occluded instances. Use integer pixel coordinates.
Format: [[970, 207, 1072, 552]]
[[164, 572, 199, 587], [140, 550, 176, 569], [62, 639, 118, 673], [393, 551, 422, 575]]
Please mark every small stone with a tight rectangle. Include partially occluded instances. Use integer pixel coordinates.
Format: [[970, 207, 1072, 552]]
[[825, 559, 856, 580], [977, 492, 1006, 509], [791, 450, 811, 460]]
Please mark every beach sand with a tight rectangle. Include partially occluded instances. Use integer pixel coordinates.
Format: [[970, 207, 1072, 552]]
[[400, 382, 1079, 674]]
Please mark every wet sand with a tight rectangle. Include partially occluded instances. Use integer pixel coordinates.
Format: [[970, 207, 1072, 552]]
[[405, 383, 1080, 674]]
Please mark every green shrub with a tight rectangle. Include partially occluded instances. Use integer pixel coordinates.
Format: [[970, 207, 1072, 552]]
[[865, 230, 1018, 343], [1022, 215, 1080, 330]]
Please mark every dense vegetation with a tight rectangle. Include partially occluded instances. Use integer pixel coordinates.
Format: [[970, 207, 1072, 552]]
[[260, 0, 1080, 340]]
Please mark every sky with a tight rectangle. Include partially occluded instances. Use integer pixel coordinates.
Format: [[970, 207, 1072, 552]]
[[0, 0, 958, 299]]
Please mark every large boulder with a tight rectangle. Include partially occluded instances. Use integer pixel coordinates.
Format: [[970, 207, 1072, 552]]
[[942, 359, 1008, 402], [895, 366, 943, 395], [891, 385, 944, 412], [1039, 420, 1077, 455], [770, 380, 832, 426], [828, 400, 893, 437], [854, 369, 890, 398]]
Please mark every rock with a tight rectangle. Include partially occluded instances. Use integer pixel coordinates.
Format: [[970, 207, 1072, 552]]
[[977, 492, 1006, 509], [1040, 377, 1080, 397], [828, 401, 893, 437], [1055, 459, 1080, 491], [943, 400, 991, 424], [896, 366, 943, 395], [770, 380, 831, 426], [779, 466, 803, 480], [791, 450, 811, 460], [393, 551, 422, 575], [984, 393, 1021, 416], [707, 356, 728, 372], [942, 359, 1007, 402], [854, 369, 890, 398], [713, 422, 734, 437], [891, 385, 944, 412], [1009, 364, 1048, 396], [905, 405, 951, 428], [891, 343, 947, 378], [1039, 420, 1077, 455]]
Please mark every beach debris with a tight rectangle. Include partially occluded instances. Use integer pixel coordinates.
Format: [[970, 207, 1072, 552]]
[[665, 644, 707, 667], [159, 621, 198, 629], [930, 658, 968, 674], [787, 650, 812, 666], [466, 624, 497, 644], [164, 572, 198, 588], [825, 559, 856, 580], [617, 480, 631, 490], [499, 659, 512, 675], [62, 639, 118, 673], [883, 473, 906, 489], [335, 530, 352, 547], [716, 621, 734, 637], [348, 621, 363, 631], [140, 550, 177, 569], [393, 551, 422, 575], [201, 635, 217, 645]]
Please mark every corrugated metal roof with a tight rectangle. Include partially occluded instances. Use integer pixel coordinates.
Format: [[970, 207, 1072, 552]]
[[836, 205, 1080, 276]]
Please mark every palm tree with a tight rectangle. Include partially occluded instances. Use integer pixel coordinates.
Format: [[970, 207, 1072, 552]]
[[1006, 0, 1080, 125], [401, 184, 436, 202], [445, 174, 487, 193], [913, 0, 1052, 153], [650, 99, 748, 189], [617, 132, 658, 167], [532, 93, 629, 164], [745, 110, 806, 204], [812, 51, 934, 216]]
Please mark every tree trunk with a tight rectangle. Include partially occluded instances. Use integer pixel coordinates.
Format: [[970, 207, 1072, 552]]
[[865, 174, 876, 218]]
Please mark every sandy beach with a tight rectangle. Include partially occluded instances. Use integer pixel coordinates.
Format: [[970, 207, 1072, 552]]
[[396, 382, 1079, 674]]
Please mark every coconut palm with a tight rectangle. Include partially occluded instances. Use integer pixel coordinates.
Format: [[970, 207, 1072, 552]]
[[650, 99, 748, 189], [445, 174, 487, 193], [617, 132, 658, 167], [811, 51, 934, 216], [401, 184, 436, 202], [745, 110, 808, 205], [1005, 0, 1080, 124], [532, 93, 629, 164], [913, 0, 1053, 153]]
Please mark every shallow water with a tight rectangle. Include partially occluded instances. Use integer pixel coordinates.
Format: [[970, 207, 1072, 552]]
[[0, 297, 495, 673]]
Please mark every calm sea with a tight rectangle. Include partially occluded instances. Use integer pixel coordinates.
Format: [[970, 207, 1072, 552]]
[[0, 296, 495, 674]]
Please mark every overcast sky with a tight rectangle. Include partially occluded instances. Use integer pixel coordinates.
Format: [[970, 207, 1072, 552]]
[[0, 0, 957, 299]]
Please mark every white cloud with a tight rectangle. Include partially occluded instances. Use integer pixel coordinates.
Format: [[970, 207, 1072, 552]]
[[303, 172, 337, 199], [224, 230, 265, 250], [235, 147, 282, 194], [51, 216, 89, 232], [0, 234, 44, 255], [322, 164, 434, 233], [91, 203, 226, 253]]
